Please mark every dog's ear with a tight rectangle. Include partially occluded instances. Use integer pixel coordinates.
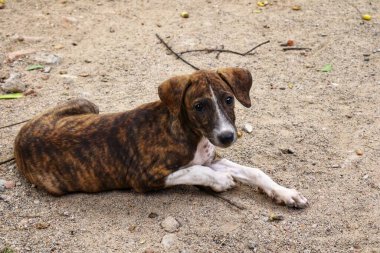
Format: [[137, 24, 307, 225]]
[[158, 75, 191, 116], [217, 67, 252, 108]]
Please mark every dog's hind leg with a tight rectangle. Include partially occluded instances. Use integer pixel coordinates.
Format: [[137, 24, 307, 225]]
[[209, 159, 308, 208], [165, 165, 236, 192]]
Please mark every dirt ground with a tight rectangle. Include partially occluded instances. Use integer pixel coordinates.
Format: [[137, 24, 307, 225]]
[[1, 0, 379, 252]]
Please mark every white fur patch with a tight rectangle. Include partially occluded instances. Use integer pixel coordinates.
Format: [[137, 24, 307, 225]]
[[188, 137, 215, 166], [209, 86, 235, 137]]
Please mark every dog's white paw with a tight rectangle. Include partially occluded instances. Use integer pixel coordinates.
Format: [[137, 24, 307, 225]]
[[272, 187, 308, 208], [211, 172, 236, 192]]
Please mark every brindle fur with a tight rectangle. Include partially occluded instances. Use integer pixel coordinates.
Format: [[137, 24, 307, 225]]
[[14, 68, 252, 195]]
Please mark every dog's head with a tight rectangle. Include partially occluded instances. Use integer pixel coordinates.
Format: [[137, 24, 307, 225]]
[[158, 67, 252, 148]]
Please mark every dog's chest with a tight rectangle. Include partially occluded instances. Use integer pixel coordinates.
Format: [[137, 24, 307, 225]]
[[188, 137, 215, 166]]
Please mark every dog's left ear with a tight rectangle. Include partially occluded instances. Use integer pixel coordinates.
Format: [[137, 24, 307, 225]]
[[158, 75, 191, 116], [217, 67, 252, 108]]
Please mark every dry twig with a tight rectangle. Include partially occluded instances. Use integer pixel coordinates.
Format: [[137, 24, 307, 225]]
[[282, 47, 312, 51], [155, 34, 200, 70], [179, 40, 270, 56], [197, 186, 246, 210], [0, 119, 29, 130], [0, 157, 15, 166]]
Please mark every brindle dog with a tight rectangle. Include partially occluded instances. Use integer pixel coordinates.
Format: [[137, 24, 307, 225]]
[[14, 68, 308, 208]]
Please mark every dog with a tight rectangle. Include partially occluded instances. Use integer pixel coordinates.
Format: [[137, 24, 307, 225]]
[[14, 67, 308, 208]]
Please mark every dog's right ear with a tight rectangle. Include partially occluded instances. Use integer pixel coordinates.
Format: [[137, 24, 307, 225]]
[[158, 75, 191, 116]]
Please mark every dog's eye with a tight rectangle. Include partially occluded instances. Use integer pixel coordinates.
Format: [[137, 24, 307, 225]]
[[225, 96, 234, 105], [194, 103, 204, 112]]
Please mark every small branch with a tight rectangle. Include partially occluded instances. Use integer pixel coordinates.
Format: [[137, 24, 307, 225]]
[[197, 186, 246, 210], [0, 157, 15, 166], [0, 119, 29, 130], [155, 34, 200, 71], [282, 47, 312, 51], [179, 40, 270, 57], [242, 40, 271, 55]]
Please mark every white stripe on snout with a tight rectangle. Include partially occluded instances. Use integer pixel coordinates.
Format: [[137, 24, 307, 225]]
[[209, 86, 235, 135]]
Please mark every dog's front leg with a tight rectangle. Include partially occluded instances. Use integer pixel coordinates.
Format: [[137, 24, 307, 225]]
[[209, 159, 308, 208], [165, 165, 236, 192]]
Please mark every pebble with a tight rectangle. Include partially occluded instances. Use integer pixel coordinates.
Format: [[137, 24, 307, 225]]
[[16, 182, 22, 186], [247, 241, 257, 251], [148, 212, 158, 218], [160, 216, 180, 233], [243, 123, 253, 133], [1, 72, 26, 93], [363, 174, 369, 180], [161, 234, 178, 249], [79, 72, 90, 77], [43, 66, 52, 73], [355, 149, 364, 156], [6, 48, 37, 62], [280, 148, 295, 155], [32, 52, 61, 65], [144, 248, 155, 253], [109, 27, 115, 33], [34, 199, 40, 204], [0, 179, 5, 191], [61, 75, 77, 85], [4, 180, 15, 189], [35, 222, 50, 229], [180, 11, 189, 18], [0, 194, 11, 202]]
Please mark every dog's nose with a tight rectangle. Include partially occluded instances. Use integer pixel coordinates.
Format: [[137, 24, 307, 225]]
[[218, 131, 235, 146]]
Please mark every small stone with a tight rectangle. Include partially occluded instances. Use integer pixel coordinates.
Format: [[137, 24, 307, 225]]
[[139, 239, 146, 244], [280, 148, 295, 155], [311, 224, 317, 228], [84, 59, 92, 63], [109, 27, 115, 33], [41, 75, 49, 81], [62, 211, 70, 216], [32, 52, 61, 65], [0, 194, 11, 202], [6, 48, 37, 62], [59, 70, 68, 75], [35, 222, 50, 229], [243, 123, 253, 133], [144, 248, 155, 253], [61, 75, 77, 85], [128, 224, 136, 232], [161, 234, 178, 249], [356, 149, 364, 156], [54, 44, 64, 50], [4, 180, 15, 189], [237, 130, 243, 138], [292, 5, 301, 10], [34, 199, 40, 204], [363, 174, 369, 180], [1, 73, 26, 93], [180, 11, 189, 18], [247, 240, 257, 251], [79, 72, 90, 77], [160, 216, 180, 233], [16, 182, 22, 186], [24, 89, 36, 96], [43, 66, 52, 73], [148, 212, 158, 218], [268, 213, 284, 222], [331, 164, 340, 168], [0, 179, 5, 192]]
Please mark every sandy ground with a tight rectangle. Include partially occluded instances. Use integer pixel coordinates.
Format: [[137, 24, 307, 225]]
[[1, 0, 380, 252]]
